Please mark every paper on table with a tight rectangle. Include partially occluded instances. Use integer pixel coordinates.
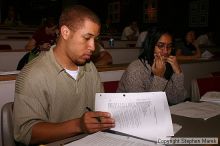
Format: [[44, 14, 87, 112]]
[[170, 101, 220, 120], [64, 132, 165, 146], [172, 123, 182, 134], [200, 92, 220, 104], [200, 50, 214, 59], [95, 92, 174, 141]]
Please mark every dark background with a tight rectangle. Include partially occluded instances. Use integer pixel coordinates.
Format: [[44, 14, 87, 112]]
[[0, 0, 219, 42]]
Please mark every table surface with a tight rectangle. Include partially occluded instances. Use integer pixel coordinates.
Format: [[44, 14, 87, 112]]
[[46, 114, 220, 146]]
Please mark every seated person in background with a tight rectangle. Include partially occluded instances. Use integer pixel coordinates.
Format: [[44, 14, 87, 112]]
[[176, 30, 201, 60], [4, 5, 23, 27], [117, 27, 186, 105], [196, 30, 216, 48], [25, 17, 58, 51], [101, 18, 117, 35], [91, 41, 113, 66], [121, 20, 139, 40], [136, 30, 148, 48], [13, 5, 115, 145]]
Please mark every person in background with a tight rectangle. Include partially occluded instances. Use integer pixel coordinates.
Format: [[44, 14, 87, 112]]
[[25, 17, 58, 51], [91, 40, 113, 66], [101, 17, 117, 35], [136, 30, 148, 48], [13, 5, 115, 145], [121, 20, 139, 40], [196, 30, 216, 48], [3, 5, 22, 27], [176, 30, 201, 60], [117, 27, 186, 105]]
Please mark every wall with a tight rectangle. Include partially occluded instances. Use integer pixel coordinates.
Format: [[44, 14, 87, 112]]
[[0, 48, 140, 71], [0, 39, 28, 50]]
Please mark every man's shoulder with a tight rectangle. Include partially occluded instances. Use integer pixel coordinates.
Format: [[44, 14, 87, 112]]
[[17, 52, 51, 80]]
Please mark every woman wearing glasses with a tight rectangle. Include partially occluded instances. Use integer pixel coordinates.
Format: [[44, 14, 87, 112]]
[[117, 27, 186, 105]]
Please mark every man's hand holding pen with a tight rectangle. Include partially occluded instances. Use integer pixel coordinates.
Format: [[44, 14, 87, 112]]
[[79, 107, 115, 134]]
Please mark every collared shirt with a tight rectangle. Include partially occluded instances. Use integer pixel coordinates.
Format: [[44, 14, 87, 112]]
[[13, 46, 104, 145]]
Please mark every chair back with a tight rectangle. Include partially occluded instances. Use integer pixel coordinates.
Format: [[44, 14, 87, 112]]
[[0, 44, 12, 50], [197, 76, 220, 97], [103, 81, 119, 93], [1, 102, 16, 146]]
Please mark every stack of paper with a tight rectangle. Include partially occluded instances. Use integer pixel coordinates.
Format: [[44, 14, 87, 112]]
[[170, 101, 220, 120], [64, 132, 164, 146], [95, 92, 174, 142], [200, 92, 220, 104], [173, 123, 182, 134]]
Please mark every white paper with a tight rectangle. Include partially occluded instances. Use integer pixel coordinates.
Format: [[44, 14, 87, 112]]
[[95, 92, 174, 141], [200, 92, 220, 104], [64, 132, 164, 146], [170, 101, 220, 120], [172, 123, 182, 134], [200, 50, 214, 59]]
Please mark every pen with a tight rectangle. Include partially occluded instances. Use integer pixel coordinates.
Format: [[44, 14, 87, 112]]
[[86, 107, 101, 123]]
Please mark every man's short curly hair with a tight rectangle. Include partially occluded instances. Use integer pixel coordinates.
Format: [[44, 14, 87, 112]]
[[59, 5, 101, 32]]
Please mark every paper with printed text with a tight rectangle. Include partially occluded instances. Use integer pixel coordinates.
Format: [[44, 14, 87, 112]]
[[95, 92, 174, 141]]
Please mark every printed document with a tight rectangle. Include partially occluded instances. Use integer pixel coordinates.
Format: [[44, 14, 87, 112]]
[[170, 101, 220, 120], [95, 92, 174, 141], [200, 91, 220, 104], [64, 131, 164, 146]]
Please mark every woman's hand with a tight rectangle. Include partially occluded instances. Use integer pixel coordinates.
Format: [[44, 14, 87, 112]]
[[152, 54, 166, 77], [166, 55, 182, 74]]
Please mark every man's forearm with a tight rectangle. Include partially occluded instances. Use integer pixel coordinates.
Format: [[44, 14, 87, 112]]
[[30, 118, 82, 145]]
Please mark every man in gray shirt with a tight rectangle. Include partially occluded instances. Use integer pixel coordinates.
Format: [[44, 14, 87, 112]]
[[13, 5, 115, 145]]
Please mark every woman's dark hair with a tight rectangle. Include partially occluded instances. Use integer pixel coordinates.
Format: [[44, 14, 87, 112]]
[[43, 17, 57, 28], [138, 26, 174, 80]]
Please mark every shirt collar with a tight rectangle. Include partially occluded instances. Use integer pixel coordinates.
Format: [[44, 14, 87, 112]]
[[47, 45, 92, 76]]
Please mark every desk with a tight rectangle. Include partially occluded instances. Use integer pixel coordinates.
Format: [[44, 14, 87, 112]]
[[172, 115, 220, 146], [106, 47, 141, 64], [46, 114, 220, 146], [0, 39, 28, 50]]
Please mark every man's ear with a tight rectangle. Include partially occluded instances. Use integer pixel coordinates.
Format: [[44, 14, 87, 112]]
[[60, 25, 70, 40]]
